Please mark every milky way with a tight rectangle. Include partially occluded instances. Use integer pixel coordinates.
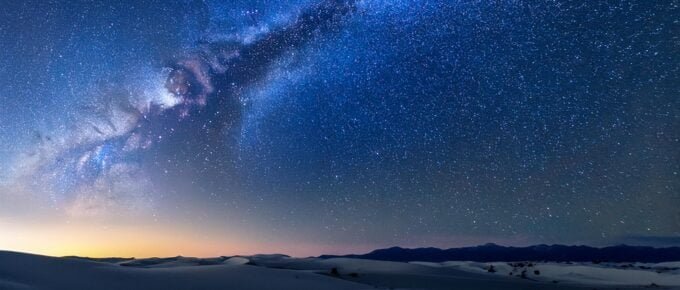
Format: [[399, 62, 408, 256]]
[[0, 0, 678, 254]]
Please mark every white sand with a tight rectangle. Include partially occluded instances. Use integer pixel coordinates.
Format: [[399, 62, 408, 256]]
[[0, 251, 366, 290], [413, 260, 680, 287], [1, 250, 678, 290]]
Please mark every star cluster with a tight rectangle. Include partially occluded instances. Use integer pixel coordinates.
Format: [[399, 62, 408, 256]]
[[0, 0, 677, 255]]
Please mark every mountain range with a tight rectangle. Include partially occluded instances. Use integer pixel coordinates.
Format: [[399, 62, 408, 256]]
[[319, 244, 680, 263]]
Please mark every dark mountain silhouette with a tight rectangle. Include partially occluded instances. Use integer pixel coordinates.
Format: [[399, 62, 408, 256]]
[[319, 243, 680, 263]]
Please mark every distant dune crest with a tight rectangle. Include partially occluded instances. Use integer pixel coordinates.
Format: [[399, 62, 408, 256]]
[[1, 249, 679, 290]]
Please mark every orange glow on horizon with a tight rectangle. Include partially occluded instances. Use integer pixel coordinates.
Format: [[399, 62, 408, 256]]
[[0, 219, 259, 258], [0, 218, 375, 258]]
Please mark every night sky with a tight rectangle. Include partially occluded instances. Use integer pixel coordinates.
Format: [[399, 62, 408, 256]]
[[0, 0, 678, 257]]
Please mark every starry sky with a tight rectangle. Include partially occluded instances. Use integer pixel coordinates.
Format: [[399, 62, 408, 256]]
[[0, 0, 678, 257]]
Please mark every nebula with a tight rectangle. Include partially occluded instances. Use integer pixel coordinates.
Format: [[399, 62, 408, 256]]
[[162, 0, 357, 119], [3, 0, 358, 216]]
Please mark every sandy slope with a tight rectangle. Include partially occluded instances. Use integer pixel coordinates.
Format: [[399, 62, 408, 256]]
[[412, 260, 680, 287], [253, 256, 680, 290], [1, 251, 679, 290], [0, 251, 366, 290]]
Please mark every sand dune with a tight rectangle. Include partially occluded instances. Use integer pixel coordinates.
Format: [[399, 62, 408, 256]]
[[1, 251, 678, 290], [413, 260, 680, 287], [0, 251, 364, 290]]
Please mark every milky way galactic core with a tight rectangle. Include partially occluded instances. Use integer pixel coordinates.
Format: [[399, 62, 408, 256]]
[[0, 0, 677, 256]]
